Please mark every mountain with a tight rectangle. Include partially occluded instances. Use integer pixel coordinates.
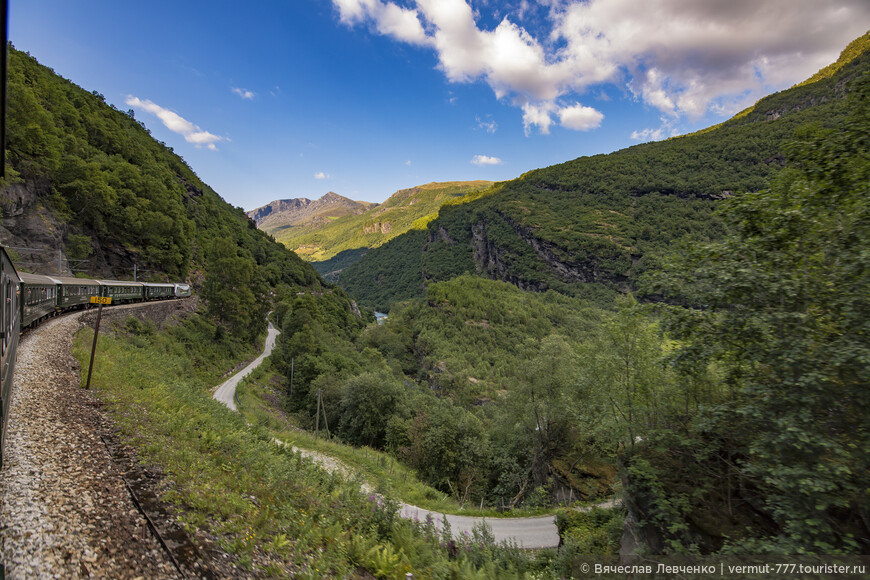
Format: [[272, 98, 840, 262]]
[[246, 192, 375, 235], [267, 180, 493, 274], [0, 46, 324, 295], [340, 36, 870, 311]]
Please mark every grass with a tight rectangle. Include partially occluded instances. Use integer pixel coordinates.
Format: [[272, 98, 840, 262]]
[[72, 315, 565, 578], [234, 360, 554, 519], [72, 322, 395, 576]]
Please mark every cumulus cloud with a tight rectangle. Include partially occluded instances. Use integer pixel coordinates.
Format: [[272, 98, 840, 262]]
[[334, 0, 429, 45], [314, 171, 331, 180], [558, 103, 604, 131], [125, 96, 224, 150], [471, 154, 503, 166], [331, 0, 870, 131], [232, 87, 256, 100], [521, 102, 556, 135]]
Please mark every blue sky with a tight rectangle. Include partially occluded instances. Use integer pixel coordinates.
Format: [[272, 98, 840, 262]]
[[10, 1, 870, 209]]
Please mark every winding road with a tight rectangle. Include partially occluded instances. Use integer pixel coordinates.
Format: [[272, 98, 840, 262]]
[[212, 319, 561, 548], [213, 321, 280, 410]]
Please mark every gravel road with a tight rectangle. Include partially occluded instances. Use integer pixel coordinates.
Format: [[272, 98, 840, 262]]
[[399, 505, 559, 549], [0, 309, 180, 579], [213, 320, 279, 410], [216, 320, 564, 549]]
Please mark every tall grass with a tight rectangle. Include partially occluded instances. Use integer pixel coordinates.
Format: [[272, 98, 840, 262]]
[[235, 361, 552, 518], [73, 317, 558, 578]]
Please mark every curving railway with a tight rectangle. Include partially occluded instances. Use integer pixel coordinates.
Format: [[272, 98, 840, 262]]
[[0, 245, 191, 468]]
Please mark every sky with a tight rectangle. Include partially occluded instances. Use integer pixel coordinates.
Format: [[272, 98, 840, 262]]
[[9, 1, 870, 209]]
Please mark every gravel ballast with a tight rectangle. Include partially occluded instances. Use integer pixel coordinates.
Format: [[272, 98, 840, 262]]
[[0, 308, 181, 579]]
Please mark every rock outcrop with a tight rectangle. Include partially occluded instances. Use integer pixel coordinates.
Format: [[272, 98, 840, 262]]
[[246, 193, 375, 234]]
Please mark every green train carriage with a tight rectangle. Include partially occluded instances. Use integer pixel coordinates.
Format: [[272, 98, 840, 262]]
[[19, 273, 59, 328], [143, 282, 175, 300], [53, 276, 101, 311], [0, 248, 21, 468], [98, 280, 144, 304]]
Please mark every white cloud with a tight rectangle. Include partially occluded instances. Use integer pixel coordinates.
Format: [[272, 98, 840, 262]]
[[331, 0, 870, 130], [405, 160, 412, 166], [631, 116, 679, 142], [232, 87, 256, 100], [630, 127, 664, 142], [125, 96, 224, 150], [558, 103, 604, 131], [334, 0, 429, 45], [476, 115, 498, 133], [554, 0, 870, 120], [314, 171, 331, 180], [521, 102, 556, 135], [471, 154, 503, 166]]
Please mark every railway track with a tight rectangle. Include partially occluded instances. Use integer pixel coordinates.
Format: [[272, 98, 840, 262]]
[[0, 302, 222, 579]]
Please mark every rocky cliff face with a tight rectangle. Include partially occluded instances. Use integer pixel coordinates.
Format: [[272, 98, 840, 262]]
[[247, 198, 313, 225], [246, 192, 375, 234], [362, 222, 392, 235], [462, 211, 628, 294], [0, 178, 137, 277]]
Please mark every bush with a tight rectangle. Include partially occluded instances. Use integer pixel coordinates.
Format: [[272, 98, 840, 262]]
[[555, 507, 624, 555]]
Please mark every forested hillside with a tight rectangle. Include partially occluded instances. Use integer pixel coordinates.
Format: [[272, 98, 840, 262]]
[[341, 40, 870, 311], [269, 47, 869, 557], [0, 48, 315, 285], [0, 47, 364, 343]]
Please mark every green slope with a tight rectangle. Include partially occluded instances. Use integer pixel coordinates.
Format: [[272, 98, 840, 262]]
[[1, 47, 320, 290], [275, 181, 493, 265], [341, 42, 870, 311]]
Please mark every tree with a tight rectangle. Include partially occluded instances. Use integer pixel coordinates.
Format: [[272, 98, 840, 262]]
[[391, 402, 490, 504], [202, 238, 261, 339], [657, 73, 870, 553], [339, 370, 408, 448], [578, 297, 675, 451], [493, 335, 579, 507]]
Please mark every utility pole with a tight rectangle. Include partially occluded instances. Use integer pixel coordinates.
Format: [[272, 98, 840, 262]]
[[58, 249, 62, 275], [315, 389, 320, 439], [321, 390, 330, 440], [133, 263, 137, 282], [314, 389, 330, 440]]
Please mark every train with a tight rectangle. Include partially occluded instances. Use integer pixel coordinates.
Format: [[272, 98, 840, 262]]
[[0, 246, 192, 467]]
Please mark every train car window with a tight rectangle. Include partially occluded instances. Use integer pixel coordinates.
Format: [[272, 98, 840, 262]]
[[4, 279, 11, 353], [3, 281, 6, 355], [1, 277, 6, 356], [8, 280, 13, 349], [3, 279, 10, 355]]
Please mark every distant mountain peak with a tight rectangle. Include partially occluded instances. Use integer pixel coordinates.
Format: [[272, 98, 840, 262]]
[[272, 180, 494, 264], [246, 192, 375, 234], [319, 191, 348, 203]]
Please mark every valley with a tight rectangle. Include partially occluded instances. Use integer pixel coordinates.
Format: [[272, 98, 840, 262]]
[[249, 182, 493, 273], [0, 22, 868, 580]]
